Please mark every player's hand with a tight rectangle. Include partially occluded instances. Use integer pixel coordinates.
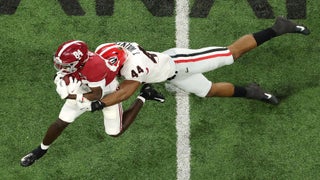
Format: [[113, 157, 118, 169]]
[[139, 84, 165, 103], [67, 77, 81, 94], [53, 71, 65, 85], [55, 80, 68, 99]]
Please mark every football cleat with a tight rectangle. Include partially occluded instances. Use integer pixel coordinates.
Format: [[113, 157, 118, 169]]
[[272, 16, 310, 36], [20, 146, 47, 167], [139, 84, 165, 103], [245, 83, 279, 105]]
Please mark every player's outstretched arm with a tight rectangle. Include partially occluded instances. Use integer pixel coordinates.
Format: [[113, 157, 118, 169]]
[[88, 80, 141, 112], [91, 83, 165, 112], [102, 80, 141, 106]]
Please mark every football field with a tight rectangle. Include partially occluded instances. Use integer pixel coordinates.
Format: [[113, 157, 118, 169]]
[[1, 0, 320, 179]]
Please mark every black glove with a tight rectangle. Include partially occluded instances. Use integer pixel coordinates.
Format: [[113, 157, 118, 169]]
[[139, 84, 165, 103], [91, 100, 106, 112]]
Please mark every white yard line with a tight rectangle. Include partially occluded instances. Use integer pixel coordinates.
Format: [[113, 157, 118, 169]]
[[175, 0, 190, 179]]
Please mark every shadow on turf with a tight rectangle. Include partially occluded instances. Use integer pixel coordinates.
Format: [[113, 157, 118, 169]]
[[273, 75, 320, 102]]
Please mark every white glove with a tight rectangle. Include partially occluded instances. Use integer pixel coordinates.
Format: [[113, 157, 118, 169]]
[[67, 77, 81, 94], [56, 80, 68, 99], [54, 71, 66, 85], [77, 97, 92, 111]]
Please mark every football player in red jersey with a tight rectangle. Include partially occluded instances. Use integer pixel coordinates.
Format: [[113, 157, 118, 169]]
[[20, 40, 164, 167], [84, 17, 310, 112]]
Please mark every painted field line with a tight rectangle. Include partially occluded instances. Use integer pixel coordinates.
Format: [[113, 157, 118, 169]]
[[175, 0, 190, 179]]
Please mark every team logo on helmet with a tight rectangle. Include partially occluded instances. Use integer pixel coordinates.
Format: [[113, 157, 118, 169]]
[[95, 43, 127, 72], [108, 56, 119, 65]]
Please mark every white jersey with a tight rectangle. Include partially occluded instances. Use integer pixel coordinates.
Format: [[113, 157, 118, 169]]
[[116, 42, 234, 97], [116, 42, 176, 83]]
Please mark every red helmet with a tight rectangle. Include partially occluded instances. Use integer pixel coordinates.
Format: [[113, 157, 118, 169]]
[[53, 40, 89, 74], [95, 43, 127, 72]]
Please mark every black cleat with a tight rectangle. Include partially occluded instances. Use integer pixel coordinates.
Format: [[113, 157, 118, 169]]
[[139, 84, 165, 103], [272, 16, 310, 36], [245, 83, 279, 105], [20, 146, 47, 167]]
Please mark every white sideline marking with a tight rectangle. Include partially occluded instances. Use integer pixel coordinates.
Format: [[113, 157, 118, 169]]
[[175, 0, 190, 179]]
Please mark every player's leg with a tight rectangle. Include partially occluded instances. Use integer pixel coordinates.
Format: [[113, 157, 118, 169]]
[[20, 100, 85, 167], [205, 82, 235, 97], [105, 99, 145, 137], [167, 46, 234, 76], [170, 74, 278, 104], [99, 78, 142, 136], [228, 16, 310, 60], [103, 98, 152, 137], [207, 82, 279, 105], [102, 103, 124, 136], [20, 118, 69, 167], [103, 84, 164, 137], [121, 100, 144, 134], [41, 119, 70, 147]]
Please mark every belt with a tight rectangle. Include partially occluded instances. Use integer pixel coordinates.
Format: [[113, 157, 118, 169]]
[[167, 71, 178, 81]]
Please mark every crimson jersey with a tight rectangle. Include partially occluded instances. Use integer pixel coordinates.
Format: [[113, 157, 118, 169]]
[[68, 52, 117, 87]]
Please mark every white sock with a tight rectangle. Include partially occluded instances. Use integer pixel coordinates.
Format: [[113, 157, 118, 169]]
[[40, 143, 50, 150], [137, 96, 146, 103]]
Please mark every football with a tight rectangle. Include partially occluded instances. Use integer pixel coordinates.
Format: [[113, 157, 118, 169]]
[[62, 74, 72, 85]]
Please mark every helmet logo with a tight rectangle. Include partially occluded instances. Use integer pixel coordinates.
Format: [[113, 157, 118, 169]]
[[104, 56, 119, 72], [109, 56, 118, 65], [72, 49, 84, 60]]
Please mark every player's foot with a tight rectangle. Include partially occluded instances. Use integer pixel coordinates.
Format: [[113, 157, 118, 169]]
[[139, 84, 165, 103], [272, 16, 310, 36], [245, 83, 279, 105], [20, 146, 47, 167]]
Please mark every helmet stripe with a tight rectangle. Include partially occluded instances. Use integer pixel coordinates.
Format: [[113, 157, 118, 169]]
[[57, 40, 84, 57], [95, 43, 117, 56]]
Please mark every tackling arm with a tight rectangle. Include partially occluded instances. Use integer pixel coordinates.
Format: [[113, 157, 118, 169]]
[[100, 80, 141, 106]]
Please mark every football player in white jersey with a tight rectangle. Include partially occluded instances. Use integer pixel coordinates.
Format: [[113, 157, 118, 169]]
[[86, 16, 310, 111], [20, 40, 164, 167]]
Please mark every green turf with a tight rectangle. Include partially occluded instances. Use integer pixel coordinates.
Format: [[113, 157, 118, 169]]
[[1, 0, 320, 179]]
